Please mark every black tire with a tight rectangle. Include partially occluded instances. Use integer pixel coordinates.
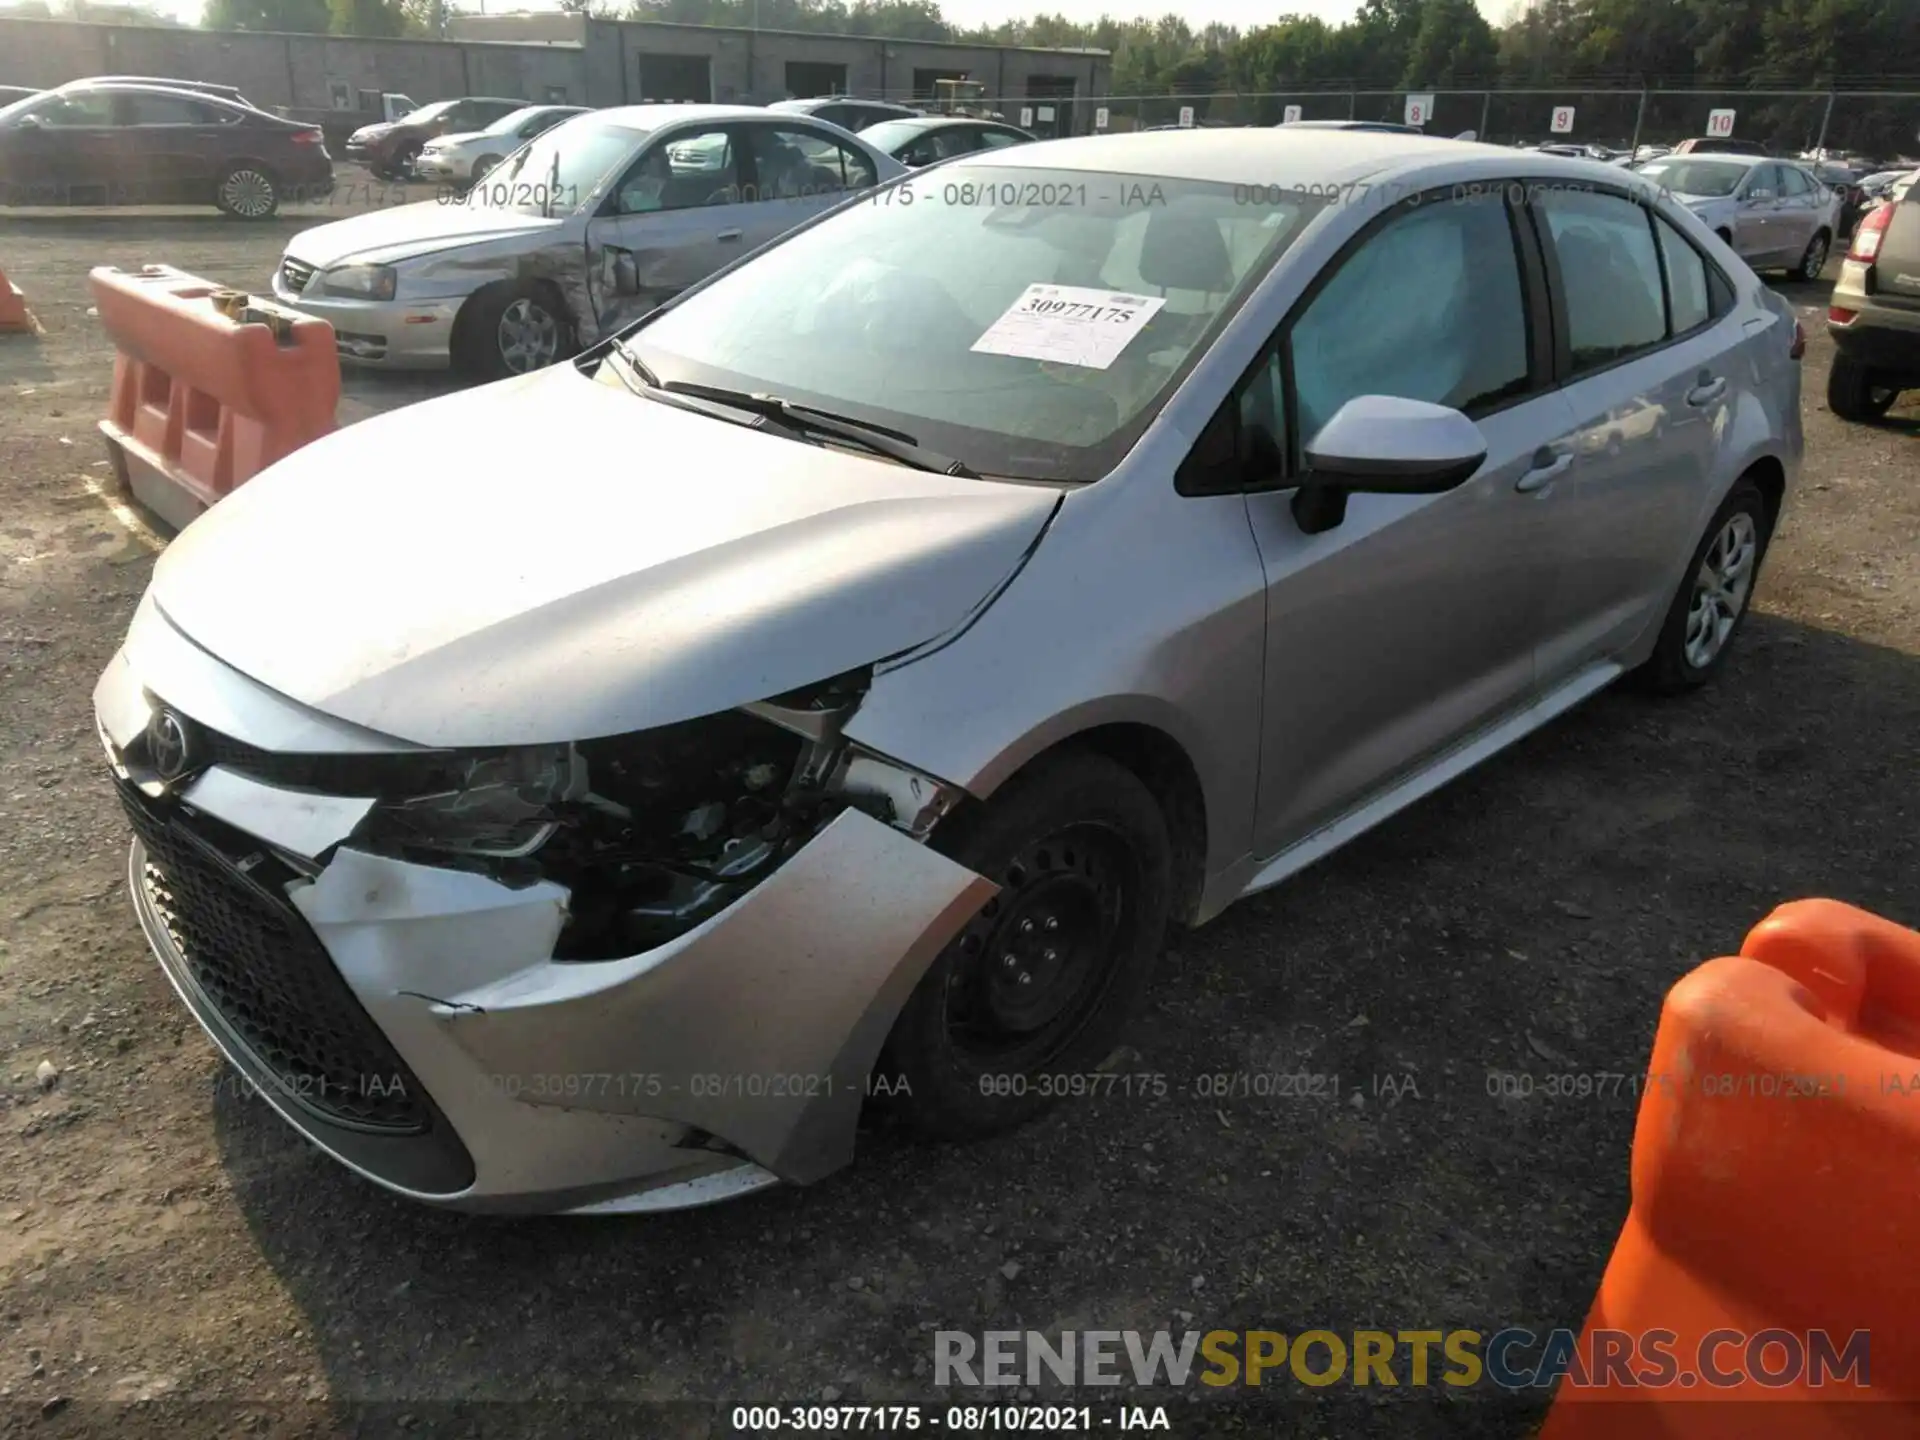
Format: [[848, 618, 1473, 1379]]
[[1796, 229, 1831, 281], [470, 154, 502, 183], [391, 143, 422, 180], [452, 280, 575, 380], [215, 164, 279, 220], [876, 749, 1173, 1141], [1634, 478, 1771, 695], [1827, 353, 1901, 422]]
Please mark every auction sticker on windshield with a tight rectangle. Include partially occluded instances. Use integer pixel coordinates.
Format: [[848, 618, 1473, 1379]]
[[971, 284, 1167, 369]]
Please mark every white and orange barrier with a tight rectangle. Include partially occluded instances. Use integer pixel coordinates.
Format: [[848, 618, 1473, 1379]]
[[91, 264, 339, 532]]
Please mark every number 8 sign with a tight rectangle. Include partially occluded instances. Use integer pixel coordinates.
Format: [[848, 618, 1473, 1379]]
[[1404, 93, 1434, 128]]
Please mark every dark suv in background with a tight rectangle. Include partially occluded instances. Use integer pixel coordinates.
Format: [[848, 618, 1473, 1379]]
[[0, 80, 332, 218], [344, 96, 527, 178], [1827, 179, 1920, 420]]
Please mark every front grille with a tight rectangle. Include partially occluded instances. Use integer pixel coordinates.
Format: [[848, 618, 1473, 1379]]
[[119, 780, 428, 1133], [279, 257, 316, 294]]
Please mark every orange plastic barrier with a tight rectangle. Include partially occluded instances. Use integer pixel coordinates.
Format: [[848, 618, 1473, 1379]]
[[91, 264, 339, 533], [1539, 899, 1920, 1440], [0, 263, 35, 334]]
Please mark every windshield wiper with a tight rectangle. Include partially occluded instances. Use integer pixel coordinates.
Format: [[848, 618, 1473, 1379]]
[[661, 380, 979, 478]]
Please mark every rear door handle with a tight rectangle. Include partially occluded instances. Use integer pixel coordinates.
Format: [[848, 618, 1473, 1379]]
[[1515, 449, 1573, 493], [1687, 376, 1728, 407], [716, 227, 743, 242]]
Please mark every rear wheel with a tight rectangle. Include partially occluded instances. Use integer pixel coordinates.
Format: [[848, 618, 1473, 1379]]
[[215, 164, 279, 220], [453, 281, 574, 379], [1635, 479, 1770, 694], [876, 750, 1173, 1141], [1796, 229, 1831, 281], [1828, 353, 1901, 422]]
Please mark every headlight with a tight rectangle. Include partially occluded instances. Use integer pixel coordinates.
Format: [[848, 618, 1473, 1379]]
[[317, 263, 397, 301], [355, 746, 579, 859]]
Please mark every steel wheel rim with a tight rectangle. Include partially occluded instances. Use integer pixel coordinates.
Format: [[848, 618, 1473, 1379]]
[[1684, 511, 1758, 670], [221, 169, 274, 218], [942, 822, 1134, 1071], [1802, 236, 1828, 278], [496, 298, 559, 373]]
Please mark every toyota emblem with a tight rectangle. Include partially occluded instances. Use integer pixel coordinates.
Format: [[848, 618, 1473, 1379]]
[[148, 709, 193, 781]]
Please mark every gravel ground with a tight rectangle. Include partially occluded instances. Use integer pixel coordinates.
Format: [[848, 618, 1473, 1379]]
[[0, 184, 1917, 1440]]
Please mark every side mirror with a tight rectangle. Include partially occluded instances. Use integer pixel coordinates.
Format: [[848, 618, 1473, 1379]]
[[1291, 395, 1487, 535], [14, 113, 44, 130]]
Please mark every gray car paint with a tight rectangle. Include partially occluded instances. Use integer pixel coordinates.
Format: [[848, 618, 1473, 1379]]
[[101, 130, 1802, 1210]]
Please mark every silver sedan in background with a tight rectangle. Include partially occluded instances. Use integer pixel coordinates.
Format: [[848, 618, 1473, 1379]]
[[101, 131, 1802, 1214], [1634, 153, 1841, 278], [270, 104, 904, 376], [411, 103, 588, 188]]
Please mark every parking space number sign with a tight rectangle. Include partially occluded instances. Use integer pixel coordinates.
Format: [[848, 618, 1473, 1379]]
[[1178, 105, 1195, 128], [1282, 104, 1303, 124], [1707, 108, 1736, 137], [1094, 106, 1109, 130], [1550, 105, 1575, 134], [1404, 93, 1434, 127]]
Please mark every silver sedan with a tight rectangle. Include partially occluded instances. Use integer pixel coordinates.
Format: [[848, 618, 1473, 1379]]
[[270, 104, 905, 376], [1635, 154, 1842, 278], [100, 130, 1802, 1214]]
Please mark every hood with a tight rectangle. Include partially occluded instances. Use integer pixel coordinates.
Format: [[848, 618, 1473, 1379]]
[[150, 366, 1060, 748], [284, 200, 563, 269], [350, 121, 394, 143]]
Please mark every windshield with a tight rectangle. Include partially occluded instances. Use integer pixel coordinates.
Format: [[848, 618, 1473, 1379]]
[[1638, 159, 1748, 197], [485, 106, 549, 137], [400, 99, 455, 126], [0, 93, 38, 123], [859, 119, 932, 154], [618, 166, 1324, 482], [468, 117, 647, 214]]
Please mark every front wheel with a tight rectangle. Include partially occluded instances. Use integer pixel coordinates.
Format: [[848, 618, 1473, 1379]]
[[215, 164, 279, 220], [876, 750, 1173, 1141], [469, 154, 502, 183], [1634, 479, 1770, 694], [1828, 353, 1901, 422], [453, 281, 574, 379]]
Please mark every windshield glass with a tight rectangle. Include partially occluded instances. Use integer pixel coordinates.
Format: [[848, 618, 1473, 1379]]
[[1638, 159, 1748, 197], [401, 99, 455, 126], [485, 106, 547, 136], [619, 166, 1324, 482], [857, 119, 931, 153], [468, 117, 647, 214]]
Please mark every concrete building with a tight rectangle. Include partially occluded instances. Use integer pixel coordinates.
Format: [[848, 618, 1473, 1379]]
[[0, 14, 1109, 139]]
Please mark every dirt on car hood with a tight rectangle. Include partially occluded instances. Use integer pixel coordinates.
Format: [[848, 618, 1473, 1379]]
[[149, 365, 1059, 748]]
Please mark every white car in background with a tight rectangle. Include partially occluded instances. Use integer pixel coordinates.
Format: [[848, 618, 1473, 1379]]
[[413, 104, 588, 187]]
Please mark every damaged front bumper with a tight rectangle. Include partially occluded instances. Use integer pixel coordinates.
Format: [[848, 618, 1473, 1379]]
[[95, 618, 994, 1214]]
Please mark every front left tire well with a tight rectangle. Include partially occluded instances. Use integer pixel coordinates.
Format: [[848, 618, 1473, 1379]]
[[936, 724, 1208, 928]]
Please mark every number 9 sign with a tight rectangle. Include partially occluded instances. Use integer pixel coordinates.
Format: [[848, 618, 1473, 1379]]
[[1550, 105, 1576, 135]]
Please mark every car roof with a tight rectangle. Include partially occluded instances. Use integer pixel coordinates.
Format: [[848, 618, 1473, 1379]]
[[592, 102, 847, 129], [944, 128, 1502, 185], [878, 115, 1017, 132], [1651, 152, 1769, 169], [1281, 119, 1419, 132], [49, 80, 257, 114]]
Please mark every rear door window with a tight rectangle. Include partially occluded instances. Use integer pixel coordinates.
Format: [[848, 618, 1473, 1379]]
[[1536, 189, 1668, 373]]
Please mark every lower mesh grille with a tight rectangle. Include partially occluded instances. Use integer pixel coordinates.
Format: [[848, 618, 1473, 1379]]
[[119, 780, 427, 1133]]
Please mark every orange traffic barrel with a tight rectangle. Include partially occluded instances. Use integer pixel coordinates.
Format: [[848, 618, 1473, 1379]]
[[1539, 899, 1920, 1438], [90, 264, 339, 533], [0, 262, 37, 334]]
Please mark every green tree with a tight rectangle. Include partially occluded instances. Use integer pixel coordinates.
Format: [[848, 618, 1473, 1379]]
[[1402, 0, 1500, 84]]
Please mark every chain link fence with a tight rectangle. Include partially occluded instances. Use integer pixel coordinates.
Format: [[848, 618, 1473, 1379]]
[[925, 87, 1920, 161]]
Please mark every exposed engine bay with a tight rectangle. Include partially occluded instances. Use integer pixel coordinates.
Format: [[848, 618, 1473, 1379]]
[[343, 668, 961, 960]]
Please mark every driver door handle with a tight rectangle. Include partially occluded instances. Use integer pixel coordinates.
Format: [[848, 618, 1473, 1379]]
[[716, 227, 743, 242], [1687, 375, 1728, 407], [1515, 448, 1573, 493]]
